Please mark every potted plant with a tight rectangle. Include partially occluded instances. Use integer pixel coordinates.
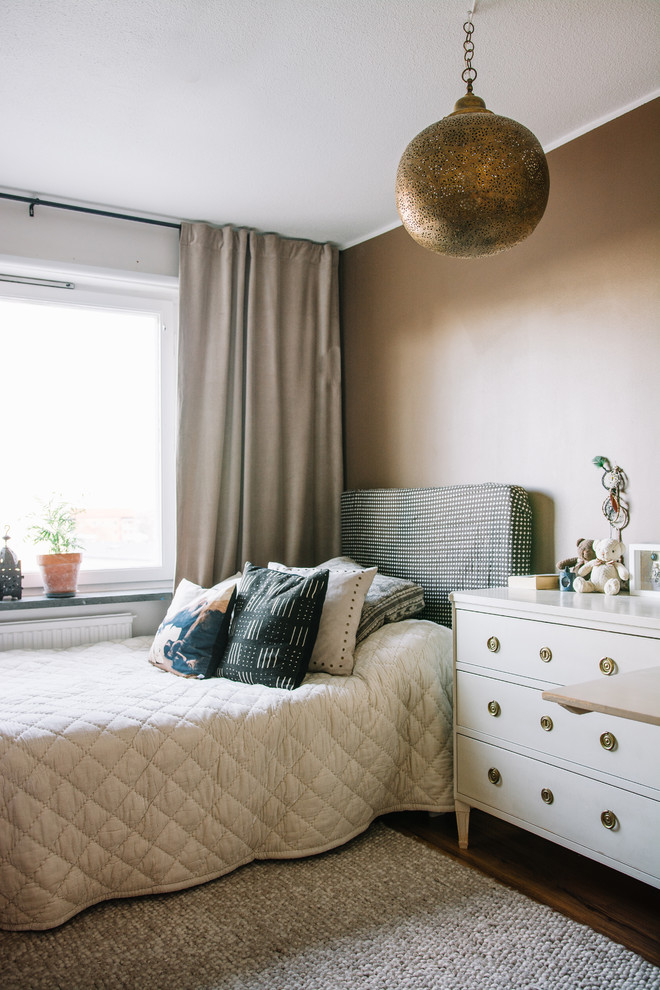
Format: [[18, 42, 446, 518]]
[[28, 497, 84, 598]]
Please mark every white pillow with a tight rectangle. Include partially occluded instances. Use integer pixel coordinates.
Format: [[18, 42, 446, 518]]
[[268, 560, 376, 674]]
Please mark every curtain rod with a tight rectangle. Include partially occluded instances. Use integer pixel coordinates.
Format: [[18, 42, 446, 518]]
[[0, 192, 181, 230]]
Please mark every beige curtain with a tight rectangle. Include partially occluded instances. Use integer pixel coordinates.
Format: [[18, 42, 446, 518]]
[[175, 222, 343, 587]]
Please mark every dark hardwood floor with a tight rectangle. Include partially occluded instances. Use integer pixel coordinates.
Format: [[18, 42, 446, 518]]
[[383, 808, 660, 967]]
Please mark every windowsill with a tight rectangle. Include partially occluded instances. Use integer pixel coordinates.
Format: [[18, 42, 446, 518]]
[[0, 587, 173, 612]]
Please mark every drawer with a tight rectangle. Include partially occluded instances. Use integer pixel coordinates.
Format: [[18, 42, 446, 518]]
[[456, 735, 660, 881], [456, 670, 660, 791], [456, 609, 660, 684]]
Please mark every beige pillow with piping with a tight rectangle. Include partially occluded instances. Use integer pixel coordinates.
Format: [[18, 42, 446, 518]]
[[268, 561, 377, 674]]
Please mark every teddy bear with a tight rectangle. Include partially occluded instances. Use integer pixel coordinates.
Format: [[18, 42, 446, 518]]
[[573, 538, 629, 595], [556, 538, 596, 574]]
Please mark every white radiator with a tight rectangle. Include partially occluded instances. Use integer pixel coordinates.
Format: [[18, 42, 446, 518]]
[[0, 613, 135, 651]]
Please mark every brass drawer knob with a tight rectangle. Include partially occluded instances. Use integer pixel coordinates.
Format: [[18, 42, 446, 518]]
[[487, 636, 500, 653], [599, 656, 616, 676], [539, 647, 552, 663], [487, 767, 501, 785], [601, 810, 618, 830], [540, 715, 554, 732], [541, 787, 554, 805], [600, 731, 617, 751], [487, 700, 501, 717]]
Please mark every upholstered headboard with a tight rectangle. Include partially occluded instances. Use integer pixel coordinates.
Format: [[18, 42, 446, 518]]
[[340, 484, 532, 628]]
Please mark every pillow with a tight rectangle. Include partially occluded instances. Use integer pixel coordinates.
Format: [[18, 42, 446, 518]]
[[269, 560, 377, 674], [327, 557, 425, 643], [148, 574, 240, 678], [220, 563, 329, 690]]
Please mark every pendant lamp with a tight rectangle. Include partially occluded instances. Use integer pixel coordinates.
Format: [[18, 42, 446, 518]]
[[395, 13, 549, 258]]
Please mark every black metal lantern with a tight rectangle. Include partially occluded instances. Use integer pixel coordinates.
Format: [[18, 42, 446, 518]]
[[0, 527, 23, 600]]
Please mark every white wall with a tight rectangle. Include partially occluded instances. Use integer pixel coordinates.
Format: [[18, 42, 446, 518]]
[[0, 193, 179, 276]]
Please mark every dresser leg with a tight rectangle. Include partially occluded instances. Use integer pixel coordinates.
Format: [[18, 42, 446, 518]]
[[455, 800, 470, 849]]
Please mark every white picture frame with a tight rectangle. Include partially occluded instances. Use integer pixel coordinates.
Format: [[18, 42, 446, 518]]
[[628, 543, 660, 597]]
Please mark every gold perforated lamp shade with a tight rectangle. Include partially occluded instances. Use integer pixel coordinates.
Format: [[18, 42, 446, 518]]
[[396, 94, 550, 258]]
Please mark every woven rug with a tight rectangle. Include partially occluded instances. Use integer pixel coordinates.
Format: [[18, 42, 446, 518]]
[[2, 822, 658, 990]]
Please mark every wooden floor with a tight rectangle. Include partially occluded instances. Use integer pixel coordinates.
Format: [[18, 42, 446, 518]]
[[383, 808, 660, 968]]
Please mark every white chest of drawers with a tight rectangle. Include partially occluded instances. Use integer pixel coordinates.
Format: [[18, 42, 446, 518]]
[[450, 588, 660, 888]]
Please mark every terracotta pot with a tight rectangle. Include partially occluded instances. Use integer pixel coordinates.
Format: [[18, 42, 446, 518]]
[[36, 553, 82, 598]]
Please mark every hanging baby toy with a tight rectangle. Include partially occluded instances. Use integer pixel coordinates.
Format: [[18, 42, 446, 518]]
[[573, 456, 630, 596], [592, 455, 629, 535]]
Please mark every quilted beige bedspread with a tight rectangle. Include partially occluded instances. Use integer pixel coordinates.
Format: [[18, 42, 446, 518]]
[[0, 619, 453, 930]]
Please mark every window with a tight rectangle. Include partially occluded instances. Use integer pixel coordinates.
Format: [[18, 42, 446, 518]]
[[0, 260, 177, 591]]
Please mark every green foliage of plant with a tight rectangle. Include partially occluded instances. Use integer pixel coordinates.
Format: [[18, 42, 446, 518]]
[[27, 497, 84, 554]]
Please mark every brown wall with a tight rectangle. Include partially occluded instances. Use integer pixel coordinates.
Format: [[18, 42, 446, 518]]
[[340, 99, 660, 573]]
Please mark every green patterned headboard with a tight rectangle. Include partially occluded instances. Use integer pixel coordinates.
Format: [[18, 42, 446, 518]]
[[341, 484, 532, 628]]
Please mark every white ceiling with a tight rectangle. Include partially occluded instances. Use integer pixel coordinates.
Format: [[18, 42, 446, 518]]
[[1, 0, 659, 248]]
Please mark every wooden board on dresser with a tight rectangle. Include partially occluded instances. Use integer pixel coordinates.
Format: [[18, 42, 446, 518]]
[[450, 588, 660, 889]]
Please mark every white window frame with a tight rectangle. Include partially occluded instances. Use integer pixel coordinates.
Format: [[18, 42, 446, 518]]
[[0, 255, 178, 593]]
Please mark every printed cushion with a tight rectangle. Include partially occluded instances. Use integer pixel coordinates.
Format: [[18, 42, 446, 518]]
[[269, 560, 377, 674], [148, 575, 240, 678], [324, 557, 425, 644], [221, 563, 329, 690]]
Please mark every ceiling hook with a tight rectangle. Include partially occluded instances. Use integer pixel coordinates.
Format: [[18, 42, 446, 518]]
[[29, 200, 36, 217]]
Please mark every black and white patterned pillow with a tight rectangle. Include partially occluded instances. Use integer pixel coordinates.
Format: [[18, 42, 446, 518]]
[[220, 563, 329, 690], [357, 572, 425, 643]]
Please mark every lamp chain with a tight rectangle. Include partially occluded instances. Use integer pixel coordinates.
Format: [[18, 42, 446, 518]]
[[462, 17, 477, 93]]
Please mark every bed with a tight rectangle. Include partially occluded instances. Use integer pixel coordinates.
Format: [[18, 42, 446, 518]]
[[0, 483, 531, 931]]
